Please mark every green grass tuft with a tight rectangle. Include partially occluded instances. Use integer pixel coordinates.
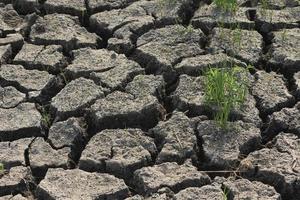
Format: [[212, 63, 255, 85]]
[[214, 0, 238, 13], [204, 66, 250, 129], [0, 163, 4, 171]]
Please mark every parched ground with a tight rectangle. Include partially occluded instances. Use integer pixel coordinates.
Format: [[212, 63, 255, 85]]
[[0, 0, 299, 199]]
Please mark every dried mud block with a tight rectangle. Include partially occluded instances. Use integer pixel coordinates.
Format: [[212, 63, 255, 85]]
[[90, 59, 144, 91], [0, 166, 30, 196], [50, 77, 105, 121], [133, 161, 211, 194], [197, 120, 261, 169], [48, 117, 86, 149], [79, 128, 156, 178], [0, 138, 33, 168], [126, 188, 174, 200], [256, 0, 299, 9], [134, 25, 205, 82], [0, 194, 28, 200], [0, 103, 41, 141], [125, 75, 165, 99], [266, 102, 300, 136], [191, 4, 254, 34], [14, 43, 67, 73], [251, 71, 294, 115], [255, 7, 299, 33], [30, 14, 101, 52], [44, 0, 86, 18], [13, 0, 41, 14], [88, 91, 165, 131], [174, 185, 224, 200], [149, 112, 197, 164], [241, 133, 300, 199], [0, 44, 11, 64], [28, 138, 71, 176], [0, 86, 25, 108], [66, 48, 136, 79], [0, 4, 24, 35], [87, 0, 138, 14], [0, 64, 56, 99], [269, 28, 300, 72], [0, 33, 23, 52], [35, 168, 130, 199], [90, 0, 196, 54], [209, 28, 263, 65], [174, 53, 246, 76]]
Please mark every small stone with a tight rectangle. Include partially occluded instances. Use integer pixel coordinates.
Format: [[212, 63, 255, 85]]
[[149, 111, 197, 164], [125, 75, 165, 99], [251, 71, 294, 115], [133, 161, 211, 194], [88, 91, 165, 131], [0, 86, 25, 108], [14, 43, 67, 73], [0, 166, 30, 196], [79, 128, 156, 178], [48, 117, 86, 149], [0, 138, 33, 169], [197, 120, 261, 169], [269, 28, 300, 72], [0, 44, 11, 64], [35, 168, 130, 199], [30, 14, 101, 52], [50, 77, 105, 121], [241, 133, 300, 199], [209, 28, 263, 65], [0, 103, 41, 141], [29, 138, 71, 176]]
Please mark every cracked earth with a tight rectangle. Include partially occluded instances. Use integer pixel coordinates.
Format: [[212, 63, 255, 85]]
[[0, 0, 299, 199]]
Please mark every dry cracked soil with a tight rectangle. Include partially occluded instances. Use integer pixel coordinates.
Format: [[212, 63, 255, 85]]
[[0, 0, 299, 199]]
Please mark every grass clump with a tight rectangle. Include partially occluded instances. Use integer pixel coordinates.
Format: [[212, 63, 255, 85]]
[[204, 66, 250, 129], [214, 0, 238, 13], [0, 163, 4, 172]]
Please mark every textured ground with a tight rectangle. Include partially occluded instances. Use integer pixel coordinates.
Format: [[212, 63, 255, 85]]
[[0, 0, 299, 199]]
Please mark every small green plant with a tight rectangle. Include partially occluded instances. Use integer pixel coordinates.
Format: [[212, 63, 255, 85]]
[[0, 163, 4, 172], [281, 28, 287, 43], [222, 187, 229, 200], [214, 0, 238, 13], [41, 107, 51, 128], [204, 66, 249, 129], [231, 26, 242, 50]]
